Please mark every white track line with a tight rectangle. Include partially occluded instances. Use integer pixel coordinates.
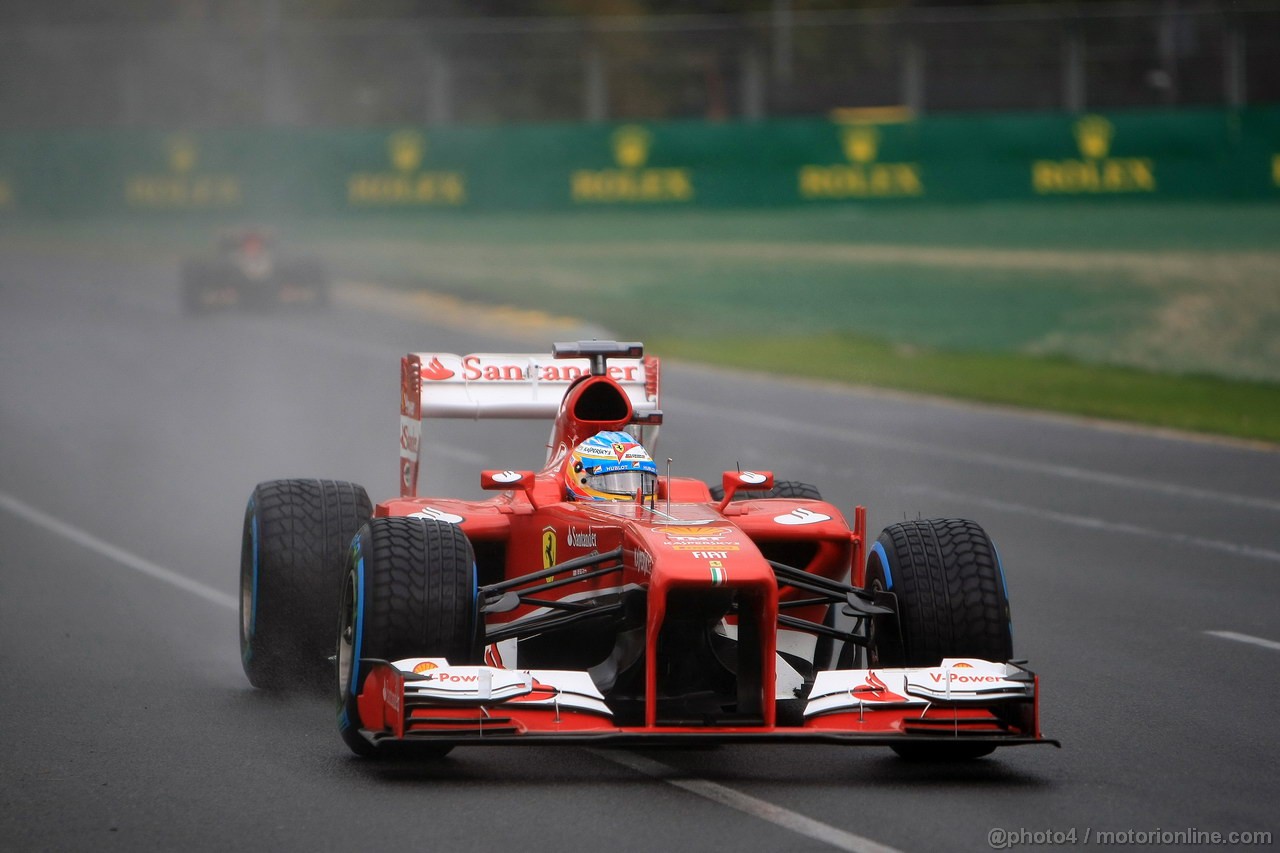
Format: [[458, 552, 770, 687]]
[[2, 491, 901, 853], [1205, 631, 1280, 652], [593, 749, 903, 853], [0, 491, 238, 611], [670, 397, 1280, 514], [902, 486, 1280, 564]]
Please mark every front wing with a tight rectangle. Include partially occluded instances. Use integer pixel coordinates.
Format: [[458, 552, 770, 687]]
[[351, 657, 1057, 749]]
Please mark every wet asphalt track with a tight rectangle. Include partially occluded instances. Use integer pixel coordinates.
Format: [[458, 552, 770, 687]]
[[2, 243, 1278, 853]]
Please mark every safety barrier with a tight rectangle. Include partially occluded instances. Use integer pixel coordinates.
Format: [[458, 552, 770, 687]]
[[1, 107, 1276, 216]]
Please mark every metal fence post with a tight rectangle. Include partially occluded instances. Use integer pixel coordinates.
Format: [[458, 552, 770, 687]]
[[263, 0, 286, 126], [902, 36, 924, 114], [1224, 23, 1246, 107], [741, 47, 765, 121], [585, 44, 607, 123], [1157, 1, 1179, 105], [1063, 21, 1086, 112], [772, 0, 793, 83], [429, 51, 452, 126]]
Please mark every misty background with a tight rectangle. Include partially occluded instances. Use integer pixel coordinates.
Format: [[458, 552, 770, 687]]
[[2, 0, 1278, 130]]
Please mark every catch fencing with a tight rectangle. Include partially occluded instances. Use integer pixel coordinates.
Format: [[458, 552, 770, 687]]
[[1, 3, 1278, 129]]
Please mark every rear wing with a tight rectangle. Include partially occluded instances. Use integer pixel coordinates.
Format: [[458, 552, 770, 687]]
[[399, 348, 661, 497]]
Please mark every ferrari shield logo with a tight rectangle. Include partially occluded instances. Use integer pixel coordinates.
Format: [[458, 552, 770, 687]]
[[542, 528, 557, 571]]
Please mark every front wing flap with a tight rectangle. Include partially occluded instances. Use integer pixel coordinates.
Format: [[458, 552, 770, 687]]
[[353, 657, 1056, 749]]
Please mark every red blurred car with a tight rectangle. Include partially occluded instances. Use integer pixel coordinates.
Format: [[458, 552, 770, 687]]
[[182, 229, 328, 313]]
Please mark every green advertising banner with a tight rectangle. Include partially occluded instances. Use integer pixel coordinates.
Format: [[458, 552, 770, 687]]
[[0, 106, 1277, 218]]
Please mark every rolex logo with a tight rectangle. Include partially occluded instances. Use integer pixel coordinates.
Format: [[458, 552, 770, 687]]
[[167, 135, 197, 174], [612, 125, 652, 169], [841, 126, 880, 164], [127, 134, 240, 209], [797, 120, 922, 200], [389, 130, 425, 172], [349, 129, 464, 206], [572, 124, 691, 203], [1074, 115, 1113, 160], [1033, 114, 1153, 195]]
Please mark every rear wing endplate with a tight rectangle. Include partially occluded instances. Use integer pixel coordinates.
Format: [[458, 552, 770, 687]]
[[399, 349, 660, 497]]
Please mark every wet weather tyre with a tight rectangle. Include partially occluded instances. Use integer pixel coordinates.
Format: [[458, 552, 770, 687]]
[[708, 480, 822, 502], [298, 259, 331, 309], [865, 518, 1012, 669], [181, 260, 210, 315], [863, 518, 1011, 761], [240, 479, 371, 692], [337, 518, 481, 758]]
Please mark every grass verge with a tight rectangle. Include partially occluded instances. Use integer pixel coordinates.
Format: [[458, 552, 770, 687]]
[[648, 333, 1280, 445], [5, 208, 1278, 445]]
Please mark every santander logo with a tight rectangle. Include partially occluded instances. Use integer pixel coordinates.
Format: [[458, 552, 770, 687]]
[[421, 357, 455, 381], [852, 671, 906, 703]]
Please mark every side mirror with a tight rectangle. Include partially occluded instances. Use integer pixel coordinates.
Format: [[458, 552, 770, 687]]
[[718, 470, 774, 510], [481, 470, 536, 491]]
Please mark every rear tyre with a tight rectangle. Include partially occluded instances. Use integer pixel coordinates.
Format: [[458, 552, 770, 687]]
[[181, 260, 210, 315], [337, 518, 481, 758], [864, 518, 1011, 761], [277, 258, 330, 309], [709, 480, 822, 502], [240, 479, 371, 691]]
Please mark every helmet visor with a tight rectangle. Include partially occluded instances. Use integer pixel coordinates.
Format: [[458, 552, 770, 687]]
[[585, 469, 657, 498]]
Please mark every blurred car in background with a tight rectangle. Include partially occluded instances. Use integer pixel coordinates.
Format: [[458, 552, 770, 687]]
[[182, 229, 329, 314]]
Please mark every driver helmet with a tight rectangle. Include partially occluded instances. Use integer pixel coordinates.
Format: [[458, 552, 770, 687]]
[[565, 431, 657, 501]]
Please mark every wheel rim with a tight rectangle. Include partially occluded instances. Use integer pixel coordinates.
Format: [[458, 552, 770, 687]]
[[240, 507, 257, 646], [867, 577, 887, 667], [337, 568, 357, 698], [240, 567, 252, 643]]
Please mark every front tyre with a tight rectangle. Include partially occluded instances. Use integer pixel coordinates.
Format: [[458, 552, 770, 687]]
[[275, 258, 331, 309], [337, 518, 482, 758], [709, 479, 822, 502], [240, 479, 371, 691], [863, 518, 1012, 761], [865, 518, 1011, 667]]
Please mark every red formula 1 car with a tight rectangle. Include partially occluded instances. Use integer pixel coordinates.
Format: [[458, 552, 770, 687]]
[[239, 341, 1055, 760]]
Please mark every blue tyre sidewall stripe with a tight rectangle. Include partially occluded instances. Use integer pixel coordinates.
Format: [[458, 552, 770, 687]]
[[992, 539, 1013, 639], [250, 504, 260, 638], [352, 546, 366, 698], [870, 541, 893, 590], [242, 497, 259, 666]]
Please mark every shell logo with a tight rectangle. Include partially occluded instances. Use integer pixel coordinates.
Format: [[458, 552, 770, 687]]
[[413, 661, 439, 674], [952, 662, 974, 668]]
